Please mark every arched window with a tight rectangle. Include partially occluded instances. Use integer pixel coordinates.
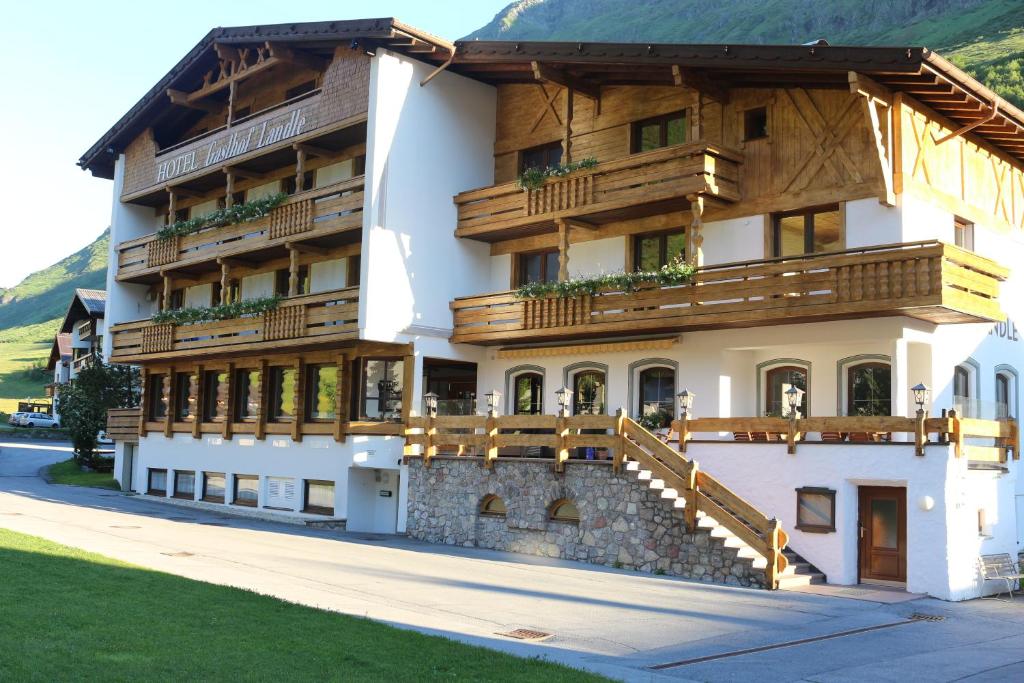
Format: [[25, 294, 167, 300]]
[[549, 498, 580, 523], [638, 367, 675, 427], [847, 363, 891, 416], [573, 370, 606, 415], [764, 366, 808, 418], [479, 494, 507, 517], [513, 373, 543, 415]]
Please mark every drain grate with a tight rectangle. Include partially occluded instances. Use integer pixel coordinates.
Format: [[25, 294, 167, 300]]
[[910, 613, 945, 622], [160, 551, 194, 557], [497, 628, 553, 641], [110, 525, 141, 529]]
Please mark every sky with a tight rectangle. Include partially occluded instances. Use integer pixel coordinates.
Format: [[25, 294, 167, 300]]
[[0, 0, 510, 288]]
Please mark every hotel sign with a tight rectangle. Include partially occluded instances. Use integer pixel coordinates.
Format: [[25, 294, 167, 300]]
[[155, 106, 311, 183]]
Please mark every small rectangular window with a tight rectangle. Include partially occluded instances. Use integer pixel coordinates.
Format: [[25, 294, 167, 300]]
[[519, 142, 563, 173], [743, 107, 769, 141], [305, 365, 338, 421], [233, 475, 259, 507], [203, 472, 226, 503], [202, 370, 227, 422], [795, 487, 836, 533], [772, 205, 842, 257], [360, 358, 404, 421], [954, 217, 974, 252], [147, 468, 167, 496], [632, 111, 687, 153], [633, 231, 686, 271], [516, 250, 560, 286], [147, 374, 168, 421], [304, 480, 335, 515], [234, 368, 260, 421], [173, 470, 196, 499], [174, 372, 196, 422], [268, 366, 296, 422]]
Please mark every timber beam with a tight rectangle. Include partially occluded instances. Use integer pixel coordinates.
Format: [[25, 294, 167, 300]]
[[292, 142, 335, 159], [267, 43, 329, 72], [285, 241, 328, 255], [672, 65, 729, 104], [531, 62, 600, 101], [166, 89, 225, 113], [222, 166, 264, 181]]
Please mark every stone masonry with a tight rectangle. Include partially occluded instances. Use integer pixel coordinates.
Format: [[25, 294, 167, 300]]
[[406, 456, 764, 588]]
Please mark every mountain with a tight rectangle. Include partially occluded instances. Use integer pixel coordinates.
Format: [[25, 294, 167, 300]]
[[0, 230, 108, 412], [467, 0, 1024, 108]]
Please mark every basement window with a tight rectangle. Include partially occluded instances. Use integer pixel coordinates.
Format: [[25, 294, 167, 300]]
[[173, 470, 196, 500], [795, 487, 836, 533], [480, 494, 508, 517], [743, 106, 769, 141], [549, 498, 580, 523], [304, 480, 335, 516], [233, 475, 259, 507], [147, 468, 167, 496], [203, 473, 226, 503]]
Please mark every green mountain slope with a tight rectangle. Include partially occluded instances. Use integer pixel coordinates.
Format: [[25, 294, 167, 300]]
[[467, 0, 1024, 107], [0, 230, 108, 411]]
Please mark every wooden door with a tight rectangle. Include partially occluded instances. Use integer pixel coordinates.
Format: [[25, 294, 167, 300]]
[[858, 486, 907, 584]]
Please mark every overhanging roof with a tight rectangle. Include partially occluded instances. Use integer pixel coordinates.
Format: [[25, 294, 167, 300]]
[[79, 21, 1024, 177]]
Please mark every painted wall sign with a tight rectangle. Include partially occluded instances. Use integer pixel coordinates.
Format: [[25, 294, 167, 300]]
[[989, 320, 1020, 342], [156, 108, 309, 183]]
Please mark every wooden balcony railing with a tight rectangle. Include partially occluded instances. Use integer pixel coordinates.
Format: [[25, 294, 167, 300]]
[[108, 287, 359, 362], [451, 241, 1007, 345], [116, 177, 365, 281], [106, 407, 142, 444], [454, 142, 742, 239], [403, 412, 789, 588]]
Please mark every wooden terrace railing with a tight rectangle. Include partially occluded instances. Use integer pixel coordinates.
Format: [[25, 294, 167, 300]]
[[106, 407, 142, 444], [454, 142, 742, 239], [116, 177, 365, 281], [108, 287, 359, 363], [450, 241, 1007, 345], [404, 411, 789, 588]]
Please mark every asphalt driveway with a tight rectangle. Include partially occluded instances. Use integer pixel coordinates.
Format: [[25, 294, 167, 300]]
[[1, 441, 1021, 681]]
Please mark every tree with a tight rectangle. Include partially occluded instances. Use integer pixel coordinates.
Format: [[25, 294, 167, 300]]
[[56, 360, 139, 467]]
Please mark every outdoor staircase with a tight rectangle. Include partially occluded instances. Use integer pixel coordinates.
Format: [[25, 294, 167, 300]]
[[620, 417, 824, 590]]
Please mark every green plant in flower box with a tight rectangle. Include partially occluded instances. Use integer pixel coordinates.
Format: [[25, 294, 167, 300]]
[[152, 296, 281, 326], [157, 193, 287, 241]]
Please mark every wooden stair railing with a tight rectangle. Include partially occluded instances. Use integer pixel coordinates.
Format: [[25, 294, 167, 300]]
[[620, 417, 789, 589]]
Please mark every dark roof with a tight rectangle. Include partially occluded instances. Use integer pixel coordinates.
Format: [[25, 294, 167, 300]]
[[58, 289, 106, 334], [80, 21, 1024, 176], [46, 333, 72, 370]]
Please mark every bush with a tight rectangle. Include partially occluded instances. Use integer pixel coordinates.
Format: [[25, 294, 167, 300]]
[[56, 361, 139, 467]]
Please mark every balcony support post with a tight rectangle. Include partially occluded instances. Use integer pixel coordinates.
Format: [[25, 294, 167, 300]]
[[220, 262, 230, 305], [138, 369, 149, 437], [288, 246, 300, 297], [557, 219, 570, 281], [334, 352, 351, 443], [164, 365, 175, 439], [192, 366, 204, 439], [687, 194, 704, 267], [223, 362, 234, 440], [255, 359, 268, 441], [295, 147, 307, 193], [225, 171, 235, 208], [162, 274, 173, 311], [292, 358, 305, 442], [401, 352, 416, 425], [166, 189, 177, 225], [563, 87, 574, 164]]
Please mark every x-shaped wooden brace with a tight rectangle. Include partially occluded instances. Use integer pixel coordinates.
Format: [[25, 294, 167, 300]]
[[991, 158, 1011, 224], [909, 114, 934, 186], [529, 83, 562, 133], [783, 89, 863, 192]]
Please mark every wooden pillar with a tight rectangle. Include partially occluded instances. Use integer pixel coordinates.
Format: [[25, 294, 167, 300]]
[[138, 369, 149, 437], [563, 88, 574, 164], [401, 351, 416, 424], [255, 359, 269, 441], [164, 366, 176, 439], [685, 461, 699, 533], [765, 518, 783, 590], [192, 366, 204, 439], [484, 413, 498, 468], [292, 359, 305, 443], [687, 194, 704, 267], [555, 415, 569, 473], [220, 262, 230, 305], [222, 362, 234, 440], [167, 189, 177, 225], [557, 219, 570, 282], [295, 147, 307, 193], [613, 408, 626, 473], [333, 352, 349, 443], [914, 409, 927, 456], [225, 172, 235, 208], [288, 247, 299, 297], [227, 80, 237, 128]]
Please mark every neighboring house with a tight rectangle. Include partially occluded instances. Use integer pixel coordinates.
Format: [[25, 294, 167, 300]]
[[80, 19, 1023, 599], [44, 333, 72, 407], [46, 289, 106, 410]]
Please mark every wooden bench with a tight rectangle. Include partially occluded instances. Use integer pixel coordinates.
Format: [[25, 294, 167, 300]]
[[980, 553, 1024, 599]]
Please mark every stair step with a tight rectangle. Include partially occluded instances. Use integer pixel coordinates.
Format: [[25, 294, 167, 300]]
[[777, 572, 827, 589]]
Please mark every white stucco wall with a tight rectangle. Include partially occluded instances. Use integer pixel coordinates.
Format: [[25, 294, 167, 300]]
[[567, 237, 626, 277], [845, 197, 902, 248], [703, 215, 765, 265]]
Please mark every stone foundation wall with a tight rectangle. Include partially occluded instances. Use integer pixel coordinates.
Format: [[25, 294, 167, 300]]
[[406, 456, 764, 588]]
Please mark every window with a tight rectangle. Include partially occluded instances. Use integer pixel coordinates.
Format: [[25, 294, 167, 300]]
[[173, 372, 196, 422], [173, 471, 196, 500], [346, 254, 361, 287], [305, 364, 338, 421], [847, 363, 892, 416], [954, 217, 974, 252], [513, 372, 543, 415], [638, 367, 675, 427], [772, 205, 842, 257], [268, 366, 296, 422], [147, 468, 167, 496], [304, 480, 335, 515], [743, 107, 769, 141], [549, 499, 580, 523], [573, 371, 606, 415], [274, 266, 310, 297], [795, 487, 836, 533], [285, 79, 317, 100], [203, 472, 226, 503], [632, 111, 686, 153], [480, 494, 507, 517], [202, 370, 227, 422], [765, 366, 808, 418], [168, 288, 184, 310], [634, 231, 686, 271], [954, 365, 972, 416], [360, 359, 404, 421], [996, 371, 1013, 419], [234, 368, 260, 421], [233, 475, 259, 507], [516, 250, 559, 286], [519, 142, 563, 173], [147, 373, 168, 420]]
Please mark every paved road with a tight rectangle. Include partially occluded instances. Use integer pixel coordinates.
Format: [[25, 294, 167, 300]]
[[1, 441, 1021, 681]]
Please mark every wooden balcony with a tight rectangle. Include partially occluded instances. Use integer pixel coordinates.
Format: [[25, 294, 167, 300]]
[[454, 142, 742, 240], [106, 407, 141, 444], [109, 287, 359, 363], [115, 177, 364, 282], [451, 241, 1006, 345]]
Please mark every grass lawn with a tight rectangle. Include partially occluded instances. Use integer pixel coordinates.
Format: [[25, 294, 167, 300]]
[[0, 529, 605, 681], [47, 458, 119, 490], [0, 340, 51, 413]]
